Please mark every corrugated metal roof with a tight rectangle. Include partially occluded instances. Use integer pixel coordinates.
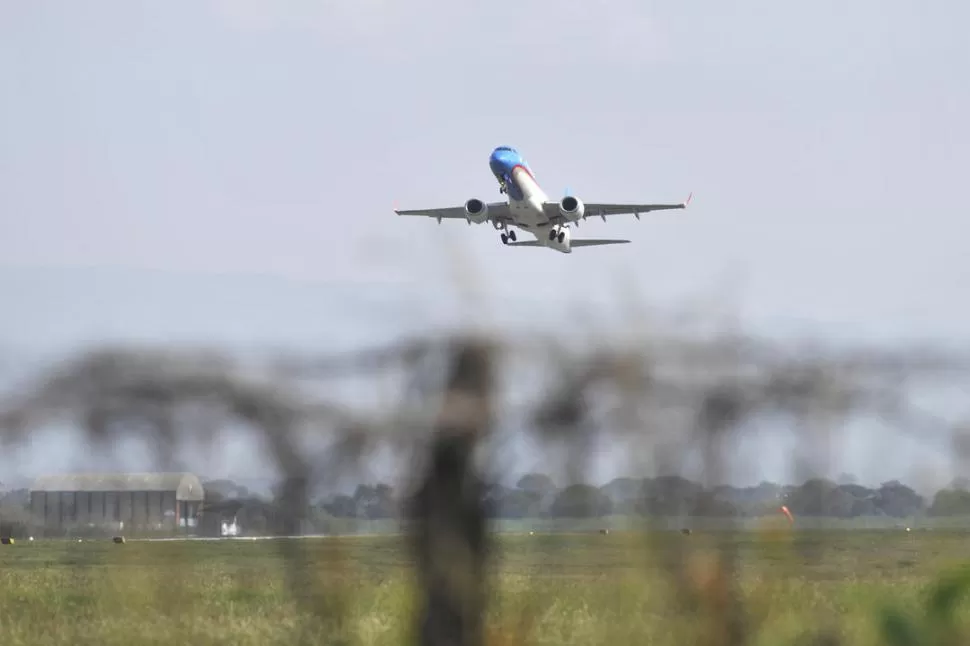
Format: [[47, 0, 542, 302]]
[[29, 472, 204, 500]]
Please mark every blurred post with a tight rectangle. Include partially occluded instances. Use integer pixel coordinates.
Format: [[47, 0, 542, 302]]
[[406, 338, 494, 646]]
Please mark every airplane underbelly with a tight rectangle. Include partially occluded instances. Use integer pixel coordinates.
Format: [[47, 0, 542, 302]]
[[510, 170, 547, 221], [508, 202, 545, 230], [511, 166, 545, 201]]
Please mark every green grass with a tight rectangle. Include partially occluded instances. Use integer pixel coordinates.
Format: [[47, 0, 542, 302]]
[[2, 529, 970, 645]]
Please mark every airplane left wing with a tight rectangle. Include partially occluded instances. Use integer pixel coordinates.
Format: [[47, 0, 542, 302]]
[[543, 193, 692, 223], [394, 202, 513, 223]]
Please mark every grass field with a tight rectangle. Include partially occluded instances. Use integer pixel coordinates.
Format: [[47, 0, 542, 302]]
[[3, 529, 970, 645]]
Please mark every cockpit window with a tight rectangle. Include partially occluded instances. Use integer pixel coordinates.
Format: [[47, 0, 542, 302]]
[[495, 146, 516, 153]]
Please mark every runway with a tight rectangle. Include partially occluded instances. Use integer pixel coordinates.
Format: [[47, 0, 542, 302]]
[[133, 534, 333, 542]]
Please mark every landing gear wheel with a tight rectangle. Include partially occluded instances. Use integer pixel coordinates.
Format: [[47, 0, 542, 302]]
[[508, 230, 517, 242], [548, 228, 557, 241], [558, 231, 565, 243], [500, 233, 509, 245]]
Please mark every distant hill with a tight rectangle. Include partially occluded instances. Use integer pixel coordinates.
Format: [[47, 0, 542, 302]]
[[0, 264, 452, 354], [0, 263, 661, 359]]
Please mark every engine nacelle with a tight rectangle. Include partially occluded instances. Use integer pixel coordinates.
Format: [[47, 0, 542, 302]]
[[464, 198, 489, 224], [558, 195, 586, 222]]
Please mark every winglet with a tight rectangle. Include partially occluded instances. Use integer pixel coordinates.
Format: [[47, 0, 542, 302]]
[[683, 192, 693, 208], [393, 199, 400, 215]]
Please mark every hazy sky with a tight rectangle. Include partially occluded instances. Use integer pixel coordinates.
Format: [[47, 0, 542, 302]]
[[2, 2, 969, 492]]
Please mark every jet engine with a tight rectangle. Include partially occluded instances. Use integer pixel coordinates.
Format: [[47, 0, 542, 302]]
[[464, 198, 489, 224], [558, 195, 586, 222]]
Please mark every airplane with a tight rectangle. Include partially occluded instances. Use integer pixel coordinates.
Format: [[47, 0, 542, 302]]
[[393, 145, 691, 254]]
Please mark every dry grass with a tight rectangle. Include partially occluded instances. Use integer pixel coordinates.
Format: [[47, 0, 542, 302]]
[[2, 529, 970, 646]]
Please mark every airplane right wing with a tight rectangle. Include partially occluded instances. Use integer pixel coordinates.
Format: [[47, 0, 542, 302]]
[[543, 193, 692, 223], [394, 202, 513, 224]]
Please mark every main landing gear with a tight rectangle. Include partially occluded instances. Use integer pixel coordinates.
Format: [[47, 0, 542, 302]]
[[548, 225, 566, 244], [495, 219, 517, 245]]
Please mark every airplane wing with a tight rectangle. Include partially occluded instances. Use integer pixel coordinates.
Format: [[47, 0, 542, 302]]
[[543, 193, 692, 224], [507, 239, 630, 248], [570, 239, 631, 247], [394, 202, 513, 223]]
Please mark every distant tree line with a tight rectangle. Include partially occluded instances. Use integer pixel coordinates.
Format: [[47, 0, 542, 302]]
[[7, 473, 970, 537], [202, 472, 970, 522], [482, 473, 937, 520]]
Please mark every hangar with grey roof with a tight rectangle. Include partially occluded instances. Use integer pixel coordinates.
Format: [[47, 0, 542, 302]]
[[29, 472, 204, 533]]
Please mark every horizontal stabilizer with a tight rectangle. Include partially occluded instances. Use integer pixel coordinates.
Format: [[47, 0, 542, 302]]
[[571, 239, 631, 247], [506, 239, 630, 248]]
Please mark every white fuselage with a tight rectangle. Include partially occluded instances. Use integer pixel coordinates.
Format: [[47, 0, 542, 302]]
[[506, 167, 573, 253]]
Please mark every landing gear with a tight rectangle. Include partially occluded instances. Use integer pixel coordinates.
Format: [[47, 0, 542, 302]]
[[495, 219, 516, 245], [548, 226, 566, 244]]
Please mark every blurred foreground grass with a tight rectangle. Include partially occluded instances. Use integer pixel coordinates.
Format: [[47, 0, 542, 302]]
[[2, 530, 970, 646]]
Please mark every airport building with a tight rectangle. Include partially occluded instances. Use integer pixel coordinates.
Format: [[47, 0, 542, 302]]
[[28, 472, 205, 533]]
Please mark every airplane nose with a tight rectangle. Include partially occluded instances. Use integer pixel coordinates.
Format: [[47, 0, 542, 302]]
[[489, 149, 506, 176]]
